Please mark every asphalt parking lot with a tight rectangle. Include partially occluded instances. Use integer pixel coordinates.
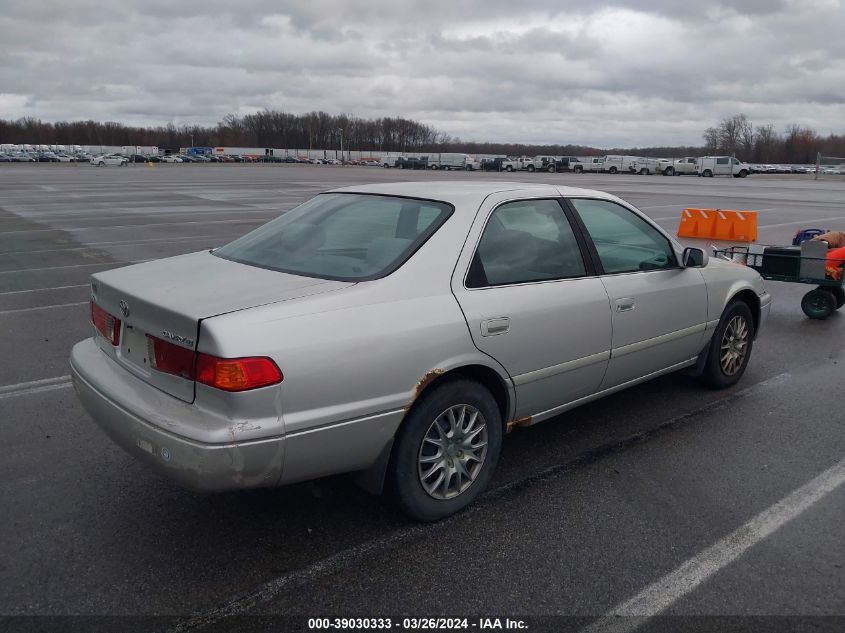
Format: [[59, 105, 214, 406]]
[[2, 164, 844, 632]]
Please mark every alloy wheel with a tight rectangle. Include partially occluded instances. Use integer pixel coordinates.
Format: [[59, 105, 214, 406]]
[[417, 404, 489, 500], [720, 315, 749, 376]]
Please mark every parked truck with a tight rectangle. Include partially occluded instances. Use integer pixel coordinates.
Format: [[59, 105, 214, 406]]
[[695, 156, 751, 178], [597, 155, 639, 174], [661, 157, 698, 176], [631, 157, 660, 175], [427, 153, 479, 170]]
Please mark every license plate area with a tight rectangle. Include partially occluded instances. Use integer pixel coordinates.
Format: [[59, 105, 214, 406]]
[[121, 325, 151, 372]]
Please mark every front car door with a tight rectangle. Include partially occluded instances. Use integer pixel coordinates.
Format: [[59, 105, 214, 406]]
[[566, 197, 708, 390], [452, 194, 612, 422]]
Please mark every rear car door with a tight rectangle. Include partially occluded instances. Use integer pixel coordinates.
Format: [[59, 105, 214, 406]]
[[567, 197, 708, 389], [452, 194, 612, 420]]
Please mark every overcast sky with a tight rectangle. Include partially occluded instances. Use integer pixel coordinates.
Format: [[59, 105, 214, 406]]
[[1, 0, 844, 147]]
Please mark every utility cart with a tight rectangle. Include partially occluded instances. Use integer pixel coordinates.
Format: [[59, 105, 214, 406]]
[[715, 241, 845, 319]]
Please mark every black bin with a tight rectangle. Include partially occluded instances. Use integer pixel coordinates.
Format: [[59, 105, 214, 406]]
[[761, 246, 802, 276]]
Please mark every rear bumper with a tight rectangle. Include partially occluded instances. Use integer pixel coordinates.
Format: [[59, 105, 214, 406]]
[[70, 339, 284, 492]]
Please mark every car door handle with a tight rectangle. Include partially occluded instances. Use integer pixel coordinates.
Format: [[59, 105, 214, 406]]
[[616, 298, 636, 312], [481, 317, 510, 336]]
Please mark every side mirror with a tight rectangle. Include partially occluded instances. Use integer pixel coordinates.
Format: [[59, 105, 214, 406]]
[[682, 247, 708, 268]]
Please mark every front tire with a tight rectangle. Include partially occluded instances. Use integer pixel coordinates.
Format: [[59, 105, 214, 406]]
[[830, 287, 845, 309], [701, 300, 754, 389], [505, 165, 514, 172], [386, 379, 502, 522], [527, 165, 535, 172], [609, 166, 618, 174], [664, 167, 675, 176]]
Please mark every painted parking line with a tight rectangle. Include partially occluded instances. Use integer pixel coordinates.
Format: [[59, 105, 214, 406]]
[[0, 260, 149, 274], [582, 456, 845, 633], [0, 233, 242, 256], [0, 284, 89, 296], [0, 375, 72, 400], [759, 215, 845, 229], [0, 217, 272, 235], [0, 301, 89, 316]]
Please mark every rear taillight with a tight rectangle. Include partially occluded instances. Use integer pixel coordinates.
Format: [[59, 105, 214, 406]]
[[91, 301, 121, 345], [147, 335, 195, 379], [146, 334, 282, 391], [196, 354, 283, 392]]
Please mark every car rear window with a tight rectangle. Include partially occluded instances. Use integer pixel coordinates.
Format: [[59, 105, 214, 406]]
[[213, 193, 452, 281]]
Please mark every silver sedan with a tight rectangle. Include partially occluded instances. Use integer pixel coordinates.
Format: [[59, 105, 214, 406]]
[[71, 182, 771, 520]]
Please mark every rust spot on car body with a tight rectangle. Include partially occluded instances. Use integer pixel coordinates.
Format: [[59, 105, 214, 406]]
[[506, 416, 532, 433], [405, 368, 446, 410]]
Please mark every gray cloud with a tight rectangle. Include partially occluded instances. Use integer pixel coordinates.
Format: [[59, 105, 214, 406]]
[[0, 0, 843, 146]]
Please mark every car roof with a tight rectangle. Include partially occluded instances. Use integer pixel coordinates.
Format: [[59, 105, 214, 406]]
[[327, 181, 611, 207]]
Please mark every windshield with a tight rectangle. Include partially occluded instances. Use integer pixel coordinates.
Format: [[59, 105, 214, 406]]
[[213, 193, 452, 281]]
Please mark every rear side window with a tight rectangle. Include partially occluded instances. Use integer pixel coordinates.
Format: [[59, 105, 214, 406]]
[[214, 193, 451, 281], [467, 199, 586, 288], [569, 198, 677, 274]]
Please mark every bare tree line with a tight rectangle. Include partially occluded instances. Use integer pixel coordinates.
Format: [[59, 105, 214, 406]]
[[2, 110, 844, 162], [0, 111, 445, 153], [703, 113, 845, 163]]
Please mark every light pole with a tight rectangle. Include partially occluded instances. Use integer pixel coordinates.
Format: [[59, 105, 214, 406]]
[[190, 133, 194, 149], [337, 128, 344, 164]]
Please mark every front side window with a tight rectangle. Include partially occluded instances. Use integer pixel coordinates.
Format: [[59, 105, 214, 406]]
[[569, 199, 677, 274], [467, 199, 586, 288], [214, 193, 451, 281], [717, 157, 729, 165]]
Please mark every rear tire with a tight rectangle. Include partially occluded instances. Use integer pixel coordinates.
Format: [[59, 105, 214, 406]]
[[386, 379, 502, 522], [701, 300, 754, 389], [505, 165, 514, 172], [527, 165, 535, 172], [703, 169, 713, 177], [664, 167, 675, 176], [609, 166, 618, 174], [547, 164, 555, 173], [574, 165, 583, 174], [802, 288, 836, 319]]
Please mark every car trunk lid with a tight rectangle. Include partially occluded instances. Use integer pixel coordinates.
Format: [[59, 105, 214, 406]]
[[90, 250, 350, 402]]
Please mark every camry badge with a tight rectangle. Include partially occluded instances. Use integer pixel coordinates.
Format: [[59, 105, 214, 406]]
[[119, 300, 130, 318]]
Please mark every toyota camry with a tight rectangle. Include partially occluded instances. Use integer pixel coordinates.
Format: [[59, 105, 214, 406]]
[[71, 182, 771, 520]]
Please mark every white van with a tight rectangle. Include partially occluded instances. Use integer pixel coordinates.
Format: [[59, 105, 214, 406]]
[[428, 153, 479, 170], [600, 155, 638, 174], [695, 156, 751, 178]]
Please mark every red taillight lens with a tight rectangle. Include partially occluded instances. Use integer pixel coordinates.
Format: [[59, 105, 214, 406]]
[[90, 301, 121, 345], [145, 335, 282, 392], [147, 335, 195, 379], [195, 354, 283, 392]]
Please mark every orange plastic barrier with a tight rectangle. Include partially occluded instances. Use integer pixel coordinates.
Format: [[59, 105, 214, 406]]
[[677, 208, 757, 242]]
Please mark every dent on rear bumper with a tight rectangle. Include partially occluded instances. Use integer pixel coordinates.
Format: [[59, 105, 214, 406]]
[[71, 339, 284, 491]]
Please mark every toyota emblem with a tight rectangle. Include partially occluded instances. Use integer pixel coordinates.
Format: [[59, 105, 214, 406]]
[[119, 300, 130, 318]]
